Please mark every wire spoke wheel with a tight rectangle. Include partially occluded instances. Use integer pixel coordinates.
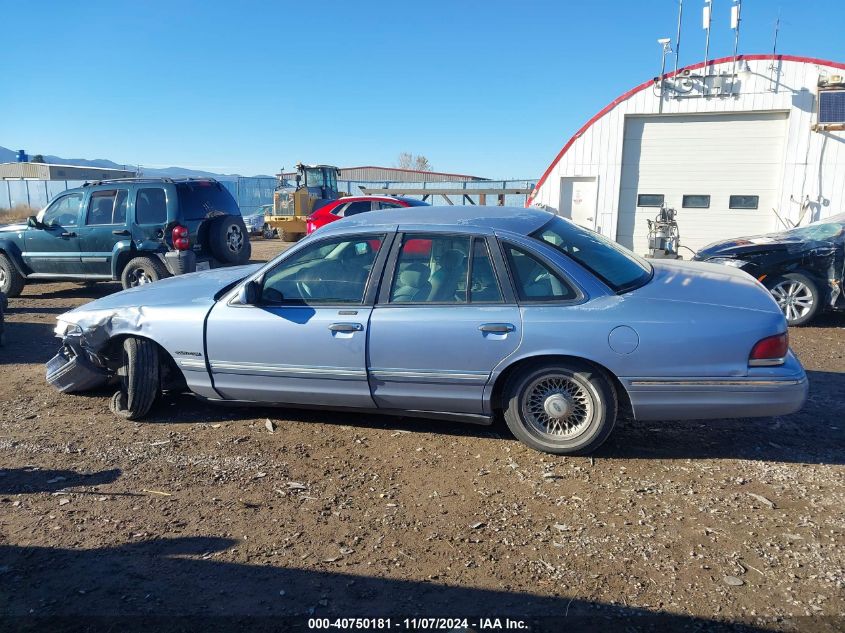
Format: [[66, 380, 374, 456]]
[[520, 373, 596, 441]]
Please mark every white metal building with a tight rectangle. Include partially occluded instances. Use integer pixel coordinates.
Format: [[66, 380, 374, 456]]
[[527, 54, 845, 255]]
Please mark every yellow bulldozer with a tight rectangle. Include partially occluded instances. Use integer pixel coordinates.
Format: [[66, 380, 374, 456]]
[[262, 163, 343, 241]]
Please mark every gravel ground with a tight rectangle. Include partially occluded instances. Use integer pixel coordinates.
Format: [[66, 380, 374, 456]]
[[0, 239, 843, 631]]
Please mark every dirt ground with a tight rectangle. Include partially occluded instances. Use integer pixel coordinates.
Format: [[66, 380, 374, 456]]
[[1, 238, 843, 631]]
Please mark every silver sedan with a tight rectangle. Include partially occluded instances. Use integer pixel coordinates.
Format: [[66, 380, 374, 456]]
[[47, 207, 808, 455]]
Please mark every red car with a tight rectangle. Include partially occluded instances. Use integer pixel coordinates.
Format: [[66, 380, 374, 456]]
[[306, 195, 429, 234]]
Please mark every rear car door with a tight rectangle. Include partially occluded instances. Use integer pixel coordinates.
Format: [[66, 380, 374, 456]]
[[367, 233, 521, 415], [77, 188, 129, 276], [23, 192, 84, 274], [205, 232, 392, 406]]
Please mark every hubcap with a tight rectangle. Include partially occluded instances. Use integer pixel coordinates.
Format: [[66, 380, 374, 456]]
[[770, 280, 813, 322], [0, 267, 7, 287], [129, 269, 152, 287], [226, 225, 243, 252], [522, 374, 595, 439]]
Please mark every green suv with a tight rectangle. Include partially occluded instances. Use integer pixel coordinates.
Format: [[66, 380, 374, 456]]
[[0, 178, 251, 297]]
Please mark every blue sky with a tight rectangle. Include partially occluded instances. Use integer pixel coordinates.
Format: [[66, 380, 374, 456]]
[[1, 0, 843, 178]]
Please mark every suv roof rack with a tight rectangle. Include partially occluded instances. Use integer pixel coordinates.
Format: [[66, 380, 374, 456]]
[[82, 176, 220, 187]]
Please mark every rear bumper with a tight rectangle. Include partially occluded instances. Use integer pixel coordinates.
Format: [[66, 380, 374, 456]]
[[623, 353, 808, 421]]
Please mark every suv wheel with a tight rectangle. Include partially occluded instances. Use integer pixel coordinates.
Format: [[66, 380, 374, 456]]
[[0, 254, 26, 297], [209, 215, 251, 264], [121, 256, 169, 290]]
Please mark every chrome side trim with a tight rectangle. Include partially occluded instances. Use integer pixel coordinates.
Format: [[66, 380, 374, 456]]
[[177, 359, 207, 370], [629, 379, 804, 388], [369, 368, 490, 384], [209, 360, 367, 379]]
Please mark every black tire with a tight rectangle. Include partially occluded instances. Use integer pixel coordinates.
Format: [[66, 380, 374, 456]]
[[502, 360, 617, 455], [120, 256, 169, 290], [208, 215, 250, 264], [765, 272, 820, 326], [0, 254, 26, 297], [109, 337, 160, 420]]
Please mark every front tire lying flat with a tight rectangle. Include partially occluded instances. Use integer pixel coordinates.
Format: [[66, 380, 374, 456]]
[[110, 337, 160, 420], [503, 361, 617, 455]]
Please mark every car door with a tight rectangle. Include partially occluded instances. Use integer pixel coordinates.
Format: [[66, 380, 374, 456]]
[[23, 192, 85, 275], [76, 188, 129, 276], [204, 232, 393, 406], [367, 233, 521, 415]]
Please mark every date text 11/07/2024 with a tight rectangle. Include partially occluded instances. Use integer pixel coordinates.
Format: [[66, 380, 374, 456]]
[[307, 618, 529, 630]]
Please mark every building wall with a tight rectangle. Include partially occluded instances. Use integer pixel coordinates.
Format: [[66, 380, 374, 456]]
[[529, 55, 845, 247]]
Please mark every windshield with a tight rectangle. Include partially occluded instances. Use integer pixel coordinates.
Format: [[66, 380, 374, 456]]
[[786, 215, 845, 241], [531, 216, 653, 293], [304, 168, 326, 189]]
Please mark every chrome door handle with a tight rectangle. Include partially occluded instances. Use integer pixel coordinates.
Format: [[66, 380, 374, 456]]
[[60, 231, 77, 238], [329, 322, 364, 333], [478, 323, 515, 333]]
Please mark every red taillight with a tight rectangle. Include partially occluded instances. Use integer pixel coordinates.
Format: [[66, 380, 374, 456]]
[[172, 225, 190, 251], [749, 333, 788, 366]]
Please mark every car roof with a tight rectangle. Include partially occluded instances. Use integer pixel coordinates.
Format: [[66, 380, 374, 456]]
[[320, 205, 555, 235], [329, 195, 407, 203]]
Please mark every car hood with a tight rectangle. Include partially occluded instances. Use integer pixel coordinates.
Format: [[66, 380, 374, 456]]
[[64, 264, 260, 317], [696, 224, 845, 259], [632, 259, 782, 313]]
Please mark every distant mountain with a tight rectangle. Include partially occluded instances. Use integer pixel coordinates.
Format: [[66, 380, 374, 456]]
[[0, 146, 273, 179]]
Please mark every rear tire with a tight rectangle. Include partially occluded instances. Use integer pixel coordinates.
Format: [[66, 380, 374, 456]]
[[109, 337, 160, 420], [503, 361, 617, 455], [0, 254, 25, 297], [121, 256, 169, 290], [765, 272, 820, 326]]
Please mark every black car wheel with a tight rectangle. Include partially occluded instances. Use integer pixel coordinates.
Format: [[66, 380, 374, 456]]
[[121, 256, 169, 290], [766, 272, 820, 326], [209, 215, 251, 264], [110, 337, 160, 420], [0, 254, 25, 297], [502, 361, 617, 455]]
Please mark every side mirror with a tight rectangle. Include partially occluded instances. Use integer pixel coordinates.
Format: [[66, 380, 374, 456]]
[[27, 216, 40, 228], [237, 279, 261, 305]]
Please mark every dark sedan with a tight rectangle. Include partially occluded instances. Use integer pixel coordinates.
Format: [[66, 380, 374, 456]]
[[694, 213, 845, 325]]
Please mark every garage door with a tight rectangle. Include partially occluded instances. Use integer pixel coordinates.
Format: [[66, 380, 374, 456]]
[[616, 112, 788, 255]]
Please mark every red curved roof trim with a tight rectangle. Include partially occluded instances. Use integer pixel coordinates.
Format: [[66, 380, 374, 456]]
[[525, 54, 845, 206]]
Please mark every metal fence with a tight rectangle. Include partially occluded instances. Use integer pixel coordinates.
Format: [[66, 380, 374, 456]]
[[1, 177, 536, 216]]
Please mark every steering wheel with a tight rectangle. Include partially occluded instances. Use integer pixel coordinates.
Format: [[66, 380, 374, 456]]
[[296, 280, 313, 298]]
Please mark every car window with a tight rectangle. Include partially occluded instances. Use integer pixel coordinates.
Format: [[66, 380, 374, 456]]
[[86, 189, 128, 225], [260, 235, 384, 305], [532, 216, 652, 294], [377, 201, 402, 210], [42, 193, 83, 227], [341, 201, 373, 217], [176, 181, 239, 219], [503, 244, 577, 302], [136, 188, 168, 225], [470, 239, 503, 303], [390, 234, 470, 303]]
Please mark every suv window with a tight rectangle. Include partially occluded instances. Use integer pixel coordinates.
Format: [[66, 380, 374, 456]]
[[175, 181, 239, 220], [503, 244, 577, 302], [43, 193, 83, 227], [390, 234, 470, 303], [136, 188, 168, 225], [260, 235, 384, 305], [86, 189, 128, 225]]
